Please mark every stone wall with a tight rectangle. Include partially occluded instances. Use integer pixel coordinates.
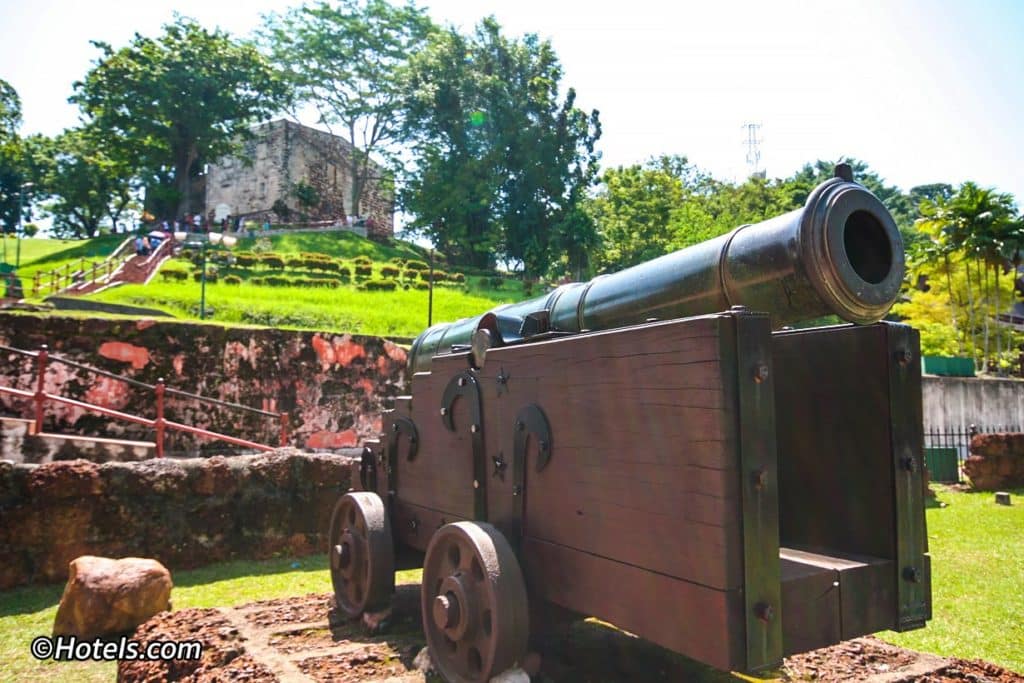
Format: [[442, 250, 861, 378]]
[[964, 433, 1024, 490], [921, 375, 1024, 431], [0, 313, 408, 455], [0, 451, 354, 590], [205, 120, 394, 238]]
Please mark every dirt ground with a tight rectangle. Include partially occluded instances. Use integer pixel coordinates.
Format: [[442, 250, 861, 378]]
[[117, 587, 1023, 683]]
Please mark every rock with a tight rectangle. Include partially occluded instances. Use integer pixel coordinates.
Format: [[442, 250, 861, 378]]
[[490, 668, 530, 683], [413, 646, 435, 674], [965, 433, 1024, 490], [362, 605, 392, 633], [53, 556, 172, 639]]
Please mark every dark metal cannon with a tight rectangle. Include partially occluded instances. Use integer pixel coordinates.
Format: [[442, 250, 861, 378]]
[[410, 166, 905, 373], [327, 167, 931, 682]]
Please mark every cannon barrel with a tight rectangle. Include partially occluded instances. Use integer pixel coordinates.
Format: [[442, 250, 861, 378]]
[[410, 170, 905, 374]]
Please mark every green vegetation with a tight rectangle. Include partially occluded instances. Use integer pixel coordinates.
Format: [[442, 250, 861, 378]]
[[10, 234, 125, 283], [86, 278, 523, 337], [237, 231, 425, 261], [70, 17, 289, 221], [0, 554, 422, 683], [880, 485, 1024, 673], [62, 231, 526, 336]]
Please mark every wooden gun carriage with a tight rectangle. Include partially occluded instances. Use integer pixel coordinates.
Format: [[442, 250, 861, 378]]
[[327, 167, 931, 682]]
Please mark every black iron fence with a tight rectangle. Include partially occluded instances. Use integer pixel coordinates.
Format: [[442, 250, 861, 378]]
[[923, 423, 1022, 484]]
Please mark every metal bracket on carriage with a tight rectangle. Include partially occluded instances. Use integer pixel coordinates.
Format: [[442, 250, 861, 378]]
[[441, 370, 488, 520], [388, 416, 419, 461], [513, 404, 553, 497], [359, 440, 380, 492]]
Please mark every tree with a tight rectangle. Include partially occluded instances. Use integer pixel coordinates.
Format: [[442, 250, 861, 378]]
[[70, 17, 289, 218], [31, 127, 136, 238], [588, 157, 688, 271], [0, 79, 26, 234], [263, 0, 433, 219], [401, 19, 601, 276], [911, 182, 1022, 373]]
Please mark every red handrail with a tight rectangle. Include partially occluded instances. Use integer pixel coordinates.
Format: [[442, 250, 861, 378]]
[[1, 343, 288, 456]]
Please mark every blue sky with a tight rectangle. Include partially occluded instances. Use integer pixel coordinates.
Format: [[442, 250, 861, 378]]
[[1, 0, 1022, 203]]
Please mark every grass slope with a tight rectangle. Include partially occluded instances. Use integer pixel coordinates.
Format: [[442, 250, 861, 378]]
[[11, 235, 128, 290], [238, 231, 427, 261], [87, 279, 526, 338], [80, 230, 529, 336]]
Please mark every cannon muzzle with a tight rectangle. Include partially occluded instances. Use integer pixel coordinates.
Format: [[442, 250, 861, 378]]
[[411, 169, 904, 373]]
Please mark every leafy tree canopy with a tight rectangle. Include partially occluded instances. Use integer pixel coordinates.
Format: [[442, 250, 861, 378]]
[[29, 127, 136, 238], [0, 79, 26, 234], [401, 18, 601, 277], [70, 16, 289, 219], [262, 0, 434, 218]]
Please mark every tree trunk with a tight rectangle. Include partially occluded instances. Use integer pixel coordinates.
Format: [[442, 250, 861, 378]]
[[963, 255, 979, 371], [995, 264, 1002, 375], [174, 144, 198, 219], [981, 257, 990, 373], [944, 252, 962, 353]]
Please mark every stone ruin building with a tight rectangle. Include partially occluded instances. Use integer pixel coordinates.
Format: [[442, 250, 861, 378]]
[[204, 119, 394, 239]]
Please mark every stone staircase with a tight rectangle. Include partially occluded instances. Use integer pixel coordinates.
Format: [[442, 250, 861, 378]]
[[63, 239, 174, 296], [0, 416, 155, 464]]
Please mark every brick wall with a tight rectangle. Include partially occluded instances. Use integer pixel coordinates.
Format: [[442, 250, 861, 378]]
[[0, 313, 408, 455]]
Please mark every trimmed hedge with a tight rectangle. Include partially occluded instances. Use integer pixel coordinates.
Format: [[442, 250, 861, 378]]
[[261, 255, 286, 269], [360, 279, 398, 291], [354, 264, 373, 277], [160, 270, 189, 282], [380, 265, 401, 278], [420, 270, 447, 282], [223, 275, 242, 285], [404, 259, 429, 271]]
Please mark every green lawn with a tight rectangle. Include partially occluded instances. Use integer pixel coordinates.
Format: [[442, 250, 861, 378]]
[[238, 231, 428, 261], [9, 235, 128, 294], [0, 554, 422, 683], [85, 277, 528, 338], [879, 485, 1024, 673]]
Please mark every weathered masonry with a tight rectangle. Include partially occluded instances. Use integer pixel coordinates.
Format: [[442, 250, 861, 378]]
[[205, 119, 394, 238]]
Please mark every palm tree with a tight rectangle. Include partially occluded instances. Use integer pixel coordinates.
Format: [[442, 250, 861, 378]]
[[919, 183, 1020, 373]]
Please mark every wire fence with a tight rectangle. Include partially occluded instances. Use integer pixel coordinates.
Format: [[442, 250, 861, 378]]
[[923, 423, 1022, 484]]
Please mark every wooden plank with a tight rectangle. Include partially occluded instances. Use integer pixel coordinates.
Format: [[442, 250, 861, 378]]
[[779, 547, 896, 641], [730, 311, 782, 671], [885, 324, 931, 631], [780, 554, 840, 656], [522, 536, 745, 673], [391, 499, 466, 554], [772, 324, 896, 559], [478, 315, 745, 590], [392, 356, 477, 518]]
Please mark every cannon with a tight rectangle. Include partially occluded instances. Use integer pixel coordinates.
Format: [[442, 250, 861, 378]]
[[328, 166, 931, 682]]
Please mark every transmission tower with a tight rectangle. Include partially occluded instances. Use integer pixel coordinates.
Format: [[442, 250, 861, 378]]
[[742, 122, 764, 178]]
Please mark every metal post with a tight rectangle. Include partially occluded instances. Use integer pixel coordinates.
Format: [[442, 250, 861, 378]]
[[280, 412, 289, 447], [428, 248, 434, 327], [34, 345, 48, 434], [155, 378, 165, 458], [199, 241, 207, 320]]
